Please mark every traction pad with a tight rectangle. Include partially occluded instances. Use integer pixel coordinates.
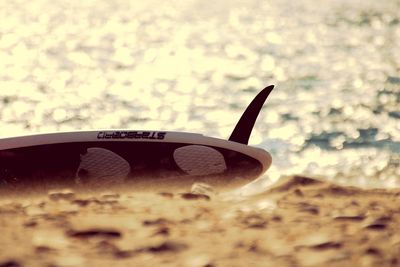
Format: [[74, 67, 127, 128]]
[[173, 145, 227, 176], [75, 145, 227, 185], [76, 147, 130, 186]]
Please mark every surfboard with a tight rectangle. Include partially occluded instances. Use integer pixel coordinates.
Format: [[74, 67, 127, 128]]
[[0, 85, 274, 193]]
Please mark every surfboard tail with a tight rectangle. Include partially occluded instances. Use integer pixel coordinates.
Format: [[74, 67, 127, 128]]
[[228, 85, 274, 145]]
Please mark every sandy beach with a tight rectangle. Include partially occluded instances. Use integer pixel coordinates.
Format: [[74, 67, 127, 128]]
[[1, 0, 399, 266], [1, 176, 399, 267]]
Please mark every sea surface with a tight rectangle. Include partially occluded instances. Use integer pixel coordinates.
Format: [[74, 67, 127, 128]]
[[1, 0, 399, 191]]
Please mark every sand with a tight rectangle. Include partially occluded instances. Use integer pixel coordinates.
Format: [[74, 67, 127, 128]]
[[1, 176, 400, 267]]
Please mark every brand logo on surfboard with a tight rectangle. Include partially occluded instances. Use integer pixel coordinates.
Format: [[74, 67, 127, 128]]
[[97, 131, 167, 140]]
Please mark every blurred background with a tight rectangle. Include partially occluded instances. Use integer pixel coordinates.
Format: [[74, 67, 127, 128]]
[[1, 0, 399, 190]]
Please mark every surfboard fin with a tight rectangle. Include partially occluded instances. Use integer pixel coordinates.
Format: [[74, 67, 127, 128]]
[[228, 85, 274, 145]]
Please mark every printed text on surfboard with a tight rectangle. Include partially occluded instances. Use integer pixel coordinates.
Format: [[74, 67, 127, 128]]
[[97, 131, 166, 140]]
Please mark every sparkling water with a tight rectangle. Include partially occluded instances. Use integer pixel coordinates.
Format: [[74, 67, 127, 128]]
[[1, 0, 399, 189]]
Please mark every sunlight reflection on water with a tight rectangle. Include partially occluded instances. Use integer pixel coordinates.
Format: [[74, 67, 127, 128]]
[[0, 0, 399, 189]]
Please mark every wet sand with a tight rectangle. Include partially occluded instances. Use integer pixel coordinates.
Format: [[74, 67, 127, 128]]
[[1, 176, 399, 267]]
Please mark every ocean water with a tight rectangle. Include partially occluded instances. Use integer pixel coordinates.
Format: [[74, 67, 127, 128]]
[[1, 0, 399, 190]]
